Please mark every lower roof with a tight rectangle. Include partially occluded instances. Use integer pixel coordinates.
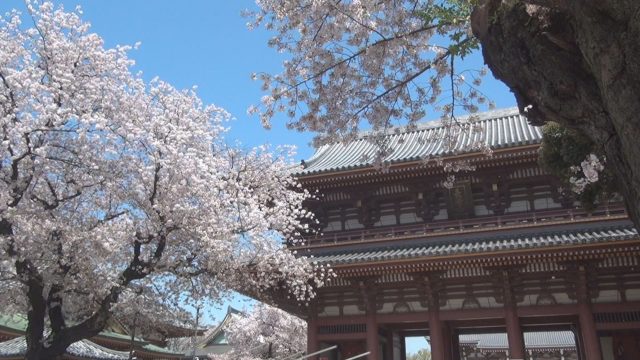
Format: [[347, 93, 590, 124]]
[[310, 225, 638, 265], [0, 314, 182, 357], [0, 336, 128, 360]]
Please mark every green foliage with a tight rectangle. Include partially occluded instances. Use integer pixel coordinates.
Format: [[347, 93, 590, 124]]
[[418, 0, 479, 58], [539, 122, 593, 178], [539, 122, 615, 211], [407, 348, 432, 360]]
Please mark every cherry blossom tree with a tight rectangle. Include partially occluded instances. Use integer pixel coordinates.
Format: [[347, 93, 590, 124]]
[[246, 0, 490, 151], [0, 3, 328, 359], [213, 303, 307, 360], [247, 0, 640, 229]]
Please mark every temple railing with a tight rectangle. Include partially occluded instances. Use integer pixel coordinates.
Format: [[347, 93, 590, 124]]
[[298, 204, 627, 248]]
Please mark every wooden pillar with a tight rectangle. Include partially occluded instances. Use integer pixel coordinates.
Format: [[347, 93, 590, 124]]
[[307, 311, 319, 360], [577, 266, 602, 360], [450, 327, 460, 360], [502, 269, 525, 360], [384, 330, 394, 360], [429, 309, 445, 360], [425, 273, 445, 360], [365, 288, 379, 360], [505, 304, 525, 360], [441, 322, 453, 360]]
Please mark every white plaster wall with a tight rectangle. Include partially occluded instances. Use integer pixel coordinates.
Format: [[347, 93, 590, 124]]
[[474, 205, 491, 216], [407, 301, 428, 312], [319, 306, 340, 317], [399, 212, 419, 224], [442, 298, 463, 310], [377, 302, 396, 314], [344, 219, 364, 230], [518, 294, 538, 306], [552, 292, 576, 304], [593, 289, 620, 303], [433, 209, 448, 220], [600, 337, 614, 360], [374, 214, 397, 227], [478, 296, 502, 308], [625, 288, 640, 301], [343, 305, 364, 316]]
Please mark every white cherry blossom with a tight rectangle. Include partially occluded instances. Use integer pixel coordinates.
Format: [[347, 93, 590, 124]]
[[247, 0, 493, 150], [0, 3, 327, 359], [211, 303, 307, 360], [569, 154, 605, 193]]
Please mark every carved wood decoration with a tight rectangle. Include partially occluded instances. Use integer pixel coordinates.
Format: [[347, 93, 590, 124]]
[[446, 180, 475, 219], [489, 267, 525, 305], [414, 272, 446, 309], [482, 174, 511, 215], [565, 262, 600, 302], [536, 277, 558, 305], [347, 187, 380, 228], [462, 284, 482, 309], [359, 197, 380, 228], [415, 187, 440, 222], [354, 277, 382, 312]]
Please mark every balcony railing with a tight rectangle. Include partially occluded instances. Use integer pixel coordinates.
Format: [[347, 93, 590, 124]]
[[297, 204, 627, 248]]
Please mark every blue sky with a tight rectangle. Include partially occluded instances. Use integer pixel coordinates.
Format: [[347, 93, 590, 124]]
[[1, 0, 515, 348]]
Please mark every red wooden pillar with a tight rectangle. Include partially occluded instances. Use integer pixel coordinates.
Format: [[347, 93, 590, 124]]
[[425, 273, 445, 360], [577, 266, 602, 360], [307, 311, 319, 360], [429, 306, 445, 360], [366, 294, 379, 360], [505, 303, 525, 360], [502, 270, 525, 360], [441, 322, 452, 360]]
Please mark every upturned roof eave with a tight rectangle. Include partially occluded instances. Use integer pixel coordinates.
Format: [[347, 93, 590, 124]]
[[323, 236, 640, 273], [296, 143, 540, 181]]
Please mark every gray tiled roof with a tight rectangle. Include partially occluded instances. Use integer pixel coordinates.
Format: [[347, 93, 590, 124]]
[[0, 336, 129, 359], [459, 331, 575, 350], [309, 226, 638, 265], [301, 107, 540, 175]]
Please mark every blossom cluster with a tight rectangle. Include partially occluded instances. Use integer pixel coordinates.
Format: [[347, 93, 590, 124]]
[[569, 154, 605, 193], [211, 303, 307, 360], [247, 0, 493, 152]]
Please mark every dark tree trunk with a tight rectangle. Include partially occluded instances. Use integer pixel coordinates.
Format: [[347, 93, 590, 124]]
[[24, 302, 114, 360], [471, 0, 640, 229]]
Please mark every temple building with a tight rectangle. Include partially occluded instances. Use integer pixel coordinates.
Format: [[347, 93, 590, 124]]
[[168, 306, 244, 358], [283, 108, 640, 360]]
